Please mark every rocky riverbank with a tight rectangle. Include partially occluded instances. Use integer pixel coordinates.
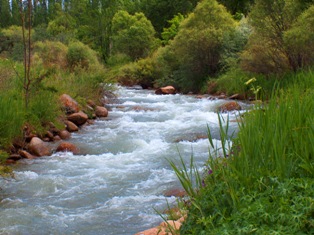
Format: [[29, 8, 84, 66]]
[[5, 93, 109, 164]]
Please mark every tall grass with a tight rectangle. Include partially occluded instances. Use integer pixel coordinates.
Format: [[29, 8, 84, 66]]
[[0, 92, 25, 148], [172, 69, 314, 234]]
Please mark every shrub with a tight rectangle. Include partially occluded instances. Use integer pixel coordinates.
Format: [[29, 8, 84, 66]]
[[34, 41, 68, 70], [67, 41, 100, 71]]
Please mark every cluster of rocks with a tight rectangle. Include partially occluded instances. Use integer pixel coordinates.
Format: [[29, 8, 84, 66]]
[[6, 94, 109, 164], [155, 86, 242, 113]]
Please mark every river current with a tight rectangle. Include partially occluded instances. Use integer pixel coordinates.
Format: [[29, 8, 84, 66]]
[[0, 86, 245, 235]]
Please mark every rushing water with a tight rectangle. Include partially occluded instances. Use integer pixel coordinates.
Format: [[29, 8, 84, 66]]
[[0, 86, 247, 235]]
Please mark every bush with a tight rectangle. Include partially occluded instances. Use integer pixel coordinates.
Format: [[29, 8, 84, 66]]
[[67, 41, 100, 71], [34, 41, 68, 70]]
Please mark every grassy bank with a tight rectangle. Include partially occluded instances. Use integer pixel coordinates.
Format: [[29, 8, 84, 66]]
[[175, 69, 314, 234], [0, 40, 111, 172]]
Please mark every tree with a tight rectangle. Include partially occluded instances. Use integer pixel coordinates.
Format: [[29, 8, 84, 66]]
[[19, 0, 33, 108], [0, 0, 12, 28], [159, 0, 236, 92], [217, 0, 254, 15], [139, 0, 198, 34], [241, 0, 313, 74], [11, 0, 21, 26], [284, 5, 314, 69], [161, 13, 185, 45], [111, 10, 157, 60]]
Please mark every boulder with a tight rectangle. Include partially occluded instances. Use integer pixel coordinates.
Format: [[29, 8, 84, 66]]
[[134, 227, 161, 235], [54, 135, 62, 141], [65, 121, 79, 132], [60, 94, 80, 114], [19, 150, 35, 160], [58, 130, 71, 140], [155, 86, 176, 95], [95, 106, 108, 117], [45, 131, 54, 140], [28, 137, 51, 157], [218, 101, 241, 113], [56, 142, 79, 154], [160, 220, 182, 230], [87, 99, 96, 108], [67, 111, 88, 126]]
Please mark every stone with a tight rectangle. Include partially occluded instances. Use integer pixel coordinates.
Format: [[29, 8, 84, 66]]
[[54, 135, 62, 141], [45, 131, 54, 140], [87, 99, 96, 108], [58, 130, 71, 140], [163, 188, 187, 198], [218, 101, 241, 113], [19, 150, 35, 159], [228, 93, 246, 100], [67, 111, 88, 126], [95, 106, 108, 117], [134, 227, 161, 235], [65, 121, 79, 132], [60, 94, 80, 114], [155, 86, 176, 95], [56, 142, 79, 154], [28, 137, 51, 157], [160, 220, 182, 230], [8, 154, 22, 161]]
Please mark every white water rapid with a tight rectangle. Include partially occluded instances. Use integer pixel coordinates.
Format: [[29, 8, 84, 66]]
[[0, 86, 247, 235]]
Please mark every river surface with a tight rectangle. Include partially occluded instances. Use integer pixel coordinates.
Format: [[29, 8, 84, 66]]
[[0, 86, 246, 235]]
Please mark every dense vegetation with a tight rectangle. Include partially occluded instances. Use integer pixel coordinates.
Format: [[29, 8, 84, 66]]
[[0, 0, 313, 233]]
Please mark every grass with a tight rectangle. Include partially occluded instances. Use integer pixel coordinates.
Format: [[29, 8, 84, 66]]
[[169, 69, 314, 234]]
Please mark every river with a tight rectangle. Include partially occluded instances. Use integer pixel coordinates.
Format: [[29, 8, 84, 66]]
[[0, 86, 245, 235]]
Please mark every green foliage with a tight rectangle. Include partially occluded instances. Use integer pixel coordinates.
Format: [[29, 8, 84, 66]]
[[284, 5, 314, 69], [0, 0, 11, 28], [161, 13, 185, 45], [217, 0, 255, 15], [0, 26, 28, 61], [111, 10, 157, 60], [0, 91, 25, 148], [178, 70, 314, 234], [138, 0, 198, 34], [67, 41, 100, 71], [241, 0, 314, 74], [155, 0, 236, 93], [47, 7, 77, 44], [210, 68, 250, 96], [28, 90, 61, 131], [34, 41, 68, 70]]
